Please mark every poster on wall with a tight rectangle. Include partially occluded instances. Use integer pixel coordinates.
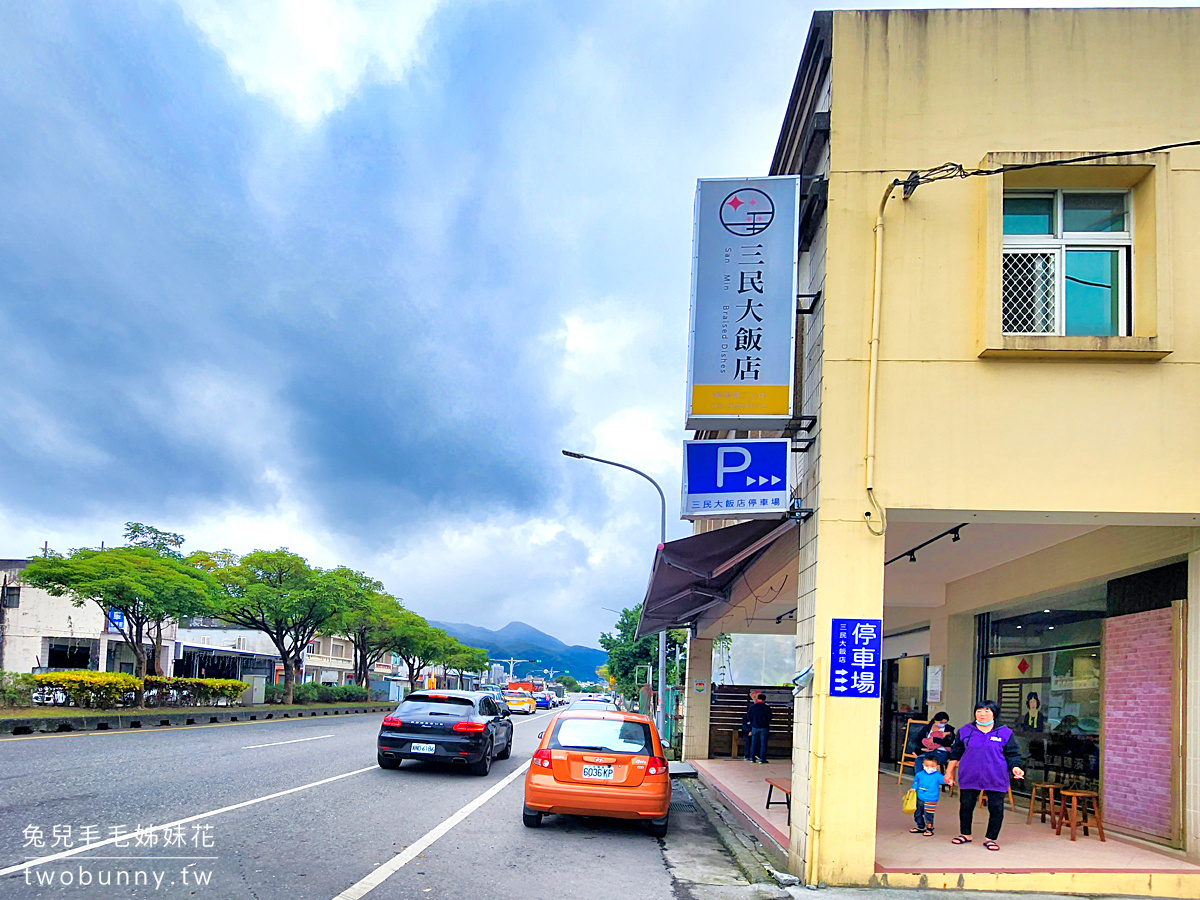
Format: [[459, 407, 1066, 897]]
[[926, 665, 944, 704], [685, 176, 801, 430]]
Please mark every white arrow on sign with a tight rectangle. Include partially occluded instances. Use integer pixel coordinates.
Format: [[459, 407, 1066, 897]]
[[834, 669, 848, 676], [746, 475, 756, 486], [771, 476, 781, 485]]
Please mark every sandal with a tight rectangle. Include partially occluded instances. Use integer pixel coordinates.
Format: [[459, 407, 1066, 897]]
[[983, 840, 1000, 851], [951, 836, 972, 844], [922, 829, 935, 837], [909, 828, 925, 834]]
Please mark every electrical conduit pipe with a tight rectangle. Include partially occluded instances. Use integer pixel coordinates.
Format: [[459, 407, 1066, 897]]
[[865, 179, 902, 533]]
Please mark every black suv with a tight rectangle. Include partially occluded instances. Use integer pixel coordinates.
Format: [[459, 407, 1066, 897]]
[[377, 690, 513, 776]]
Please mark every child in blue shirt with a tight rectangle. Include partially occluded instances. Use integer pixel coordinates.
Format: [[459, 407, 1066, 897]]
[[910, 755, 946, 836]]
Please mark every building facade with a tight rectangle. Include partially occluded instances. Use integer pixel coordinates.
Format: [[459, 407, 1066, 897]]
[[661, 8, 1200, 896], [1, 558, 177, 675]]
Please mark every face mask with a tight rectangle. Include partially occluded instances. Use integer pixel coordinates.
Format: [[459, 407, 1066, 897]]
[[976, 714, 993, 725], [924, 767, 938, 774]]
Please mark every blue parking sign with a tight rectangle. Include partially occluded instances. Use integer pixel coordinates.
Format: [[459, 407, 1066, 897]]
[[830, 617, 881, 698]]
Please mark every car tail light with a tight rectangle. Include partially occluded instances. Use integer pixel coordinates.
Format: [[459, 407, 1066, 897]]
[[531, 749, 553, 768], [646, 756, 668, 775], [382, 716, 402, 728], [452, 721, 487, 732]]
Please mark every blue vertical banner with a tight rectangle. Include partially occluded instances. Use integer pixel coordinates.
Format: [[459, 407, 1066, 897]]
[[830, 617, 882, 698]]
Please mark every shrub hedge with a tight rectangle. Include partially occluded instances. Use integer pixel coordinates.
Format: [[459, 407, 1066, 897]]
[[1, 671, 37, 707], [33, 671, 142, 708], [269, 682, 368, 704], [144, 676, 250, 706]]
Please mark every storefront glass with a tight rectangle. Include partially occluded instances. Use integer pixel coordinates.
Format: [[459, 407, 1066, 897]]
[[982, 586, 1104, 793]]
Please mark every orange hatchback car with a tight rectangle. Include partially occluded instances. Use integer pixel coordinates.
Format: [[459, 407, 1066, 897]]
[[522, 711, 671, 836]]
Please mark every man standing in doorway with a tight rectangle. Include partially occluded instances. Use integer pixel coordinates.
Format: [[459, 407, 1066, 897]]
[[747, 692, 772, 764]]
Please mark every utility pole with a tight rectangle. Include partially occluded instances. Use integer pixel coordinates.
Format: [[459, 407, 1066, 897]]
[[491, 657, 529, 680], [563, 450, 668, 735]]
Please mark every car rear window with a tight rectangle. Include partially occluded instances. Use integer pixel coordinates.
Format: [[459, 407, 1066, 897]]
[[398, 695, 475, 716], [550, 718, 653, 755]]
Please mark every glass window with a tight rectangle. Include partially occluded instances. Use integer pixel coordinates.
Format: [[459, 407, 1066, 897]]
[[982, 589, 1104, 794], [1003, 195, 1055, 235], [1063, 192, 1126, 233], [398, 694, 475, 716], [1002, 190, 1131, 338], [1065, 249, 1122, 336]]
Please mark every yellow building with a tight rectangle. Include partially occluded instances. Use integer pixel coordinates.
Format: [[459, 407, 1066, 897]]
[[647, 8, 1200, 896]]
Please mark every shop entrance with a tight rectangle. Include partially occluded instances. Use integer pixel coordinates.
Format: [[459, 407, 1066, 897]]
[[880, 654, 927, 765]]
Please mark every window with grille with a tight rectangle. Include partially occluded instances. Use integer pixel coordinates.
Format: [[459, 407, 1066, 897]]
[[1002, 191, 1131, 337]]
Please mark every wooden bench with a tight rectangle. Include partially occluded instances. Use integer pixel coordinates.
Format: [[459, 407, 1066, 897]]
[[765, 777, 791, 825]]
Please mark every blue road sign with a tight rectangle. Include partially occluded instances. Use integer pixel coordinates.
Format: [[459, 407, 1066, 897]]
[[830, 617, 882, 698], [682, 438, 790, 519], [107, 609, 125, 631]]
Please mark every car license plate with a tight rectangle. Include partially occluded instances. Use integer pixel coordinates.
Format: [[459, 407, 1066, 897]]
[[582, 764, 614, 780], [410, 742, 436, 754]]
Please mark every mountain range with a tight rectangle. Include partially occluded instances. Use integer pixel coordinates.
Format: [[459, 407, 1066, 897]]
[[430, 620, 607, 683]]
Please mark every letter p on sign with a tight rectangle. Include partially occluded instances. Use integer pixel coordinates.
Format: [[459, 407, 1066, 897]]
[[716, 447, 751, 487]]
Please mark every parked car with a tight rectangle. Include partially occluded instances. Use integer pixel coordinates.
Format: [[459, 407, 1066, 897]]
[[502, 690, 536, 714], [522, 710, 671, 836], [565, 699, 619, 712], [377, 690, 513, 776]]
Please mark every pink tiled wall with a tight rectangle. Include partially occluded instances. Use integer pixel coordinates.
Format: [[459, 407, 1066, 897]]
[[1102, 608, 1176, 840]]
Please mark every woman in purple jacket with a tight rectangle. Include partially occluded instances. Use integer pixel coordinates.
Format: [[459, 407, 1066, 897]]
[[944, 700, 1024, 851]]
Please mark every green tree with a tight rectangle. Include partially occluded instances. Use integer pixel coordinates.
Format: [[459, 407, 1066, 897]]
[[24, 545, 214, 705], [190, 549, 361, 704], [556, 674, 581, 692], [443, 643, 489, 689], [393, 613, 454, 691], [323, 572, 407, 688], [598, 604, 686, 698]]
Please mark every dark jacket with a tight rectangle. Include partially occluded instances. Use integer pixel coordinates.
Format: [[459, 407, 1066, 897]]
[[915, 720, 956, 750], [746, 701, 772, 729]]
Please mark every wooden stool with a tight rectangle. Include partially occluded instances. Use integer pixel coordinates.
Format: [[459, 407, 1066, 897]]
[[1027, 782, 1059, 827], [1056, 790, 1106, 842], [977, 785, 1017, 812]]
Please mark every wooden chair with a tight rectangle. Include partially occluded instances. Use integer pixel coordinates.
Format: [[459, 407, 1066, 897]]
[[1027, 781, 1060, 827], [1056, 789, 1105, 842], [896, 719, 928, 784]]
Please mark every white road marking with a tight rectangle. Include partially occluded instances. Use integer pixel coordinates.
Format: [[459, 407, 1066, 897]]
[[0, 765, 375, 878], [244, 734, 334, 749], [331, 765, 526, 900]]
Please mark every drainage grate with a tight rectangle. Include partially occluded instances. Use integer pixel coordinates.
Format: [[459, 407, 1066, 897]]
[[670, 795, 697, 812]]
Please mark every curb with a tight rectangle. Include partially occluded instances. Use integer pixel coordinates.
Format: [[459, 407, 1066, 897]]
[[684, 778, 795, 887], [0, 705, 393, 736]]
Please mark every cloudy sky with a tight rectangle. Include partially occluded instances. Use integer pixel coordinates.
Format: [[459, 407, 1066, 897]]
[[0, 1, 1170, 647]]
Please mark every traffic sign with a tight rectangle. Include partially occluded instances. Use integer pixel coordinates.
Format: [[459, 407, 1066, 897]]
[[681, 438, 790, 519]]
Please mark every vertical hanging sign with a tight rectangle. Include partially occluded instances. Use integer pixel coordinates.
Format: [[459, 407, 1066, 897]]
[[686, 176, 800, 430], [830, 617, 882, 698]]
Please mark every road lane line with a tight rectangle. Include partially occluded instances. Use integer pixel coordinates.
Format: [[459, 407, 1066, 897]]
[[0, 765, 376, 878], [244, 734, 333, 749], [332, 765, 527, 900]]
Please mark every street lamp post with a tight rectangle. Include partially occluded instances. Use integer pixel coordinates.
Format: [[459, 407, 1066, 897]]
[[563, 449, 668, 735]]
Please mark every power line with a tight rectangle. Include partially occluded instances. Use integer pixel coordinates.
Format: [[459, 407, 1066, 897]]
[[897, 139, 1200, 197]]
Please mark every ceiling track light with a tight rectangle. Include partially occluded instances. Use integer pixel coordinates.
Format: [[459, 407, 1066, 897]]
[[884, 522, 970, 567]]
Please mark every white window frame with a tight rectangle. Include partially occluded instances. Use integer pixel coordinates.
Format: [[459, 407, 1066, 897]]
[[1002, 190, 1132, 337]]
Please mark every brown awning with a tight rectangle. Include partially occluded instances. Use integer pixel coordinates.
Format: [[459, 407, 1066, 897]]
[[635, 518, 797, 639]]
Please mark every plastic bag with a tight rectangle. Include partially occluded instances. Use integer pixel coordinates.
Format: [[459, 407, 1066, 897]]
[[902, 789, 918, 815]]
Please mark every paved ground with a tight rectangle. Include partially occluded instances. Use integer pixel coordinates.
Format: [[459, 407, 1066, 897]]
[[0, 709, 740, 899]]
